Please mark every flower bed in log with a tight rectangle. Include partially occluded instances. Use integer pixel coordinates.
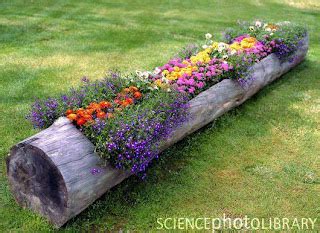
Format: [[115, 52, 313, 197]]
[[6, 21, 309, 227]]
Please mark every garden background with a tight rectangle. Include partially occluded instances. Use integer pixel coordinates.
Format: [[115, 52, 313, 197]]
[[0, 0, 319, 231]]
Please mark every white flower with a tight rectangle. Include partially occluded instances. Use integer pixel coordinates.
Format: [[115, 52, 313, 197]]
[[218, 42, 226, 50], [161, 76, 169, 84], [249, 26, 255, 31], [270, 33, 274, 36], [153, 67, 161, 75], [135, 70, 142, 77], [255, 21, 262, 28], [141, 71, 150, 79], [205, 33, 212, 40], [263, 23, 268, 28], [223, 54, 229, 60], [136, 70, 151, 80], [230, 49, 237, 55], [265, 28, 272, 32], [202, 44, 208, 49]]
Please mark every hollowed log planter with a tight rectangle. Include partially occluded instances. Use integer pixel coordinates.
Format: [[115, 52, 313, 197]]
[[7, 36, 308, 227]]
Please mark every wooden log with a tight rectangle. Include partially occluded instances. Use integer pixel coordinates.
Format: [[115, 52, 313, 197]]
[[6, 35, 308, 227]]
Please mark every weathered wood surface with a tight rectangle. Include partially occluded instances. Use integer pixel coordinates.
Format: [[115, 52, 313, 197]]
[[6, 35, 308, 228]]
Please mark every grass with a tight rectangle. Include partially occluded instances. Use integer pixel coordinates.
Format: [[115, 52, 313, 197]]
[[0, 0, 319, 231]]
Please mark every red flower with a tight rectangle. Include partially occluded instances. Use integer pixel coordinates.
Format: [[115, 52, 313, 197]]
[[97, 111, 106, 119], [133, 91, 142, 99], [99, 101, 112, 108], [126, 98, 134, 104], [77, 118, 86, 126], [66, 109, 73, 115]]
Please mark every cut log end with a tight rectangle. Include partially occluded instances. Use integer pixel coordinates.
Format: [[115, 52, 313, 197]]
[[7, 143, 67, 226]]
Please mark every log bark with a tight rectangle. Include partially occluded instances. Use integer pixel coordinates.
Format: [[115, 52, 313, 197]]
[[6, 35, 308, 228]]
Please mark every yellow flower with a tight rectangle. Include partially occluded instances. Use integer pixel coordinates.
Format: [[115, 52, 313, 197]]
[[162, 70, 169, 75], [204, 48, 212, 54], [212, 42, 219, 49], [230, 42, 241, 51], [240, 37, 257, 49]]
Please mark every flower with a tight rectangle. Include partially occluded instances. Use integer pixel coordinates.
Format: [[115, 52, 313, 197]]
[[100, 101, 112, 108], [255, 21, 262, 27], [205, 33, 212, 39], [153, 67, 161, 75], [66, 109, 73, 115], [77, 118, 86, 126], [133, 91, 142, 99], [67, 113, 77, 121], [97, 111, 106, 119], [249, 26, 255, 31]]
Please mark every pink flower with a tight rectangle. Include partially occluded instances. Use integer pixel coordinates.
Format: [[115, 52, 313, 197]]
[[177, 78, 185, 85], [194, 73, 204, 80], [196, 82, 205, 89], [233, 34, 249, 43], [221, 63, 229, 71], [188, 87, 195, 93], [167, 67, 174, 72], [199, 67, 205, 72], [188, 78, 196, 86]]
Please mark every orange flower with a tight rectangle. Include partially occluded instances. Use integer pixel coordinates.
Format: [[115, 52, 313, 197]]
[[123, 88, 131, 93], [100, 101, 112, 108], [83, 114, 92, 120], [86, 108, 95, 115], [88, 102, 100, 110], [126, 98, 134, 104], [67, 113, 77, 121], [121, 100, 130, 107], [76, 118, 86, 126], [97, 111, 106, 119], [129, 86, 139, 92], [66, 109, 73, 115], [133, 91, 142, 99], [107, 113, 114, 119], [77, 108, 85, 116]]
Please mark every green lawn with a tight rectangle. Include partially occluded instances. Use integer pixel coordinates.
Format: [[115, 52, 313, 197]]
[[0, 0, 319, 231]]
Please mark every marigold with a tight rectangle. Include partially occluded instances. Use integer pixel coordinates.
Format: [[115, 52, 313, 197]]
[[67, 113, 77, 121], [66, 109, 73, 115], [76, 118, 86, 126], [134, 91, 142, 99], [123, 88, 131, 93], [97, 111, 106, 119], [129, 86, 139, 92], [107, 113, 114, 119], [126, 98, 134, 105], [100, 101, 112, 108]]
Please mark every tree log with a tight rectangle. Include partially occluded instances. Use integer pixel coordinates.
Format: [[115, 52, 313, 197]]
[[6, 35, 308, 227]]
